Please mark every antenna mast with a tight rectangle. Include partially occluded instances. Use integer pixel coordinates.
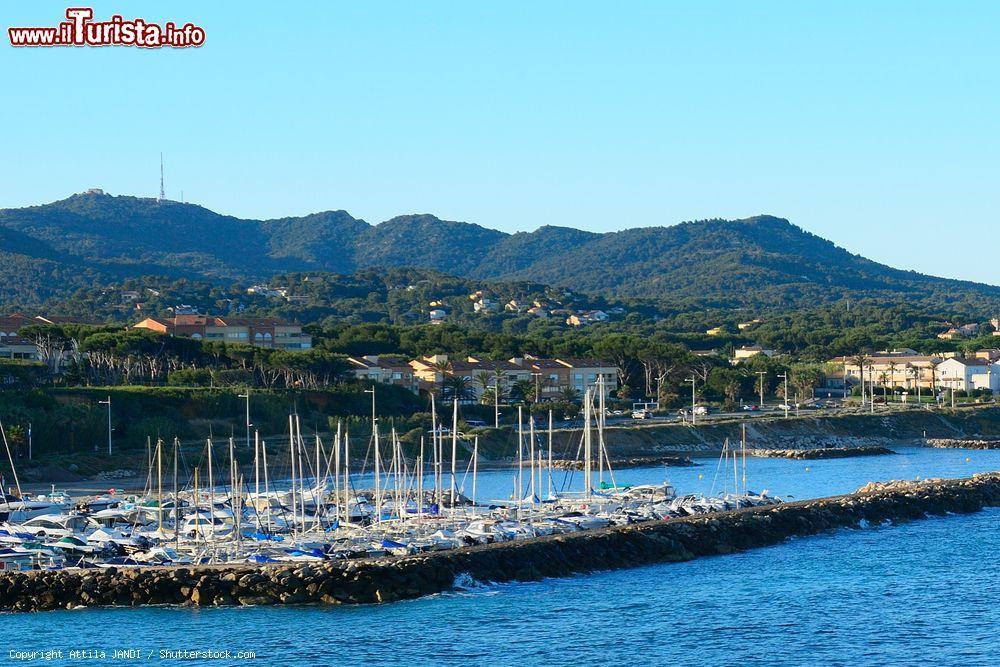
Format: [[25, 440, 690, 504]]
[[158, 153, 165, 203]]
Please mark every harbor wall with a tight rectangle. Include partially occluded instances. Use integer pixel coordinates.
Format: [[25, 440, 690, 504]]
[[2, 473, 999, 612]]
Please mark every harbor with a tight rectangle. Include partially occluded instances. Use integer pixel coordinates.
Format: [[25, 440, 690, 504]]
[[1, 471, 997, 612], [0, 388, 781, 575]]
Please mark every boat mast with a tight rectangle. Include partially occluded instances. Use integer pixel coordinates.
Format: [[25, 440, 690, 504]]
[[207, 438, 215, 542], [261, 439, 272, 533], [333, 421, 341, 524], [418, 436, 425, 518], [288, 415, 297, 538], [598, 377, 605, 485], [741, 422, 748, 497], [528, 414, 536, 502], [254, 430, 261, 530], [472, 436, 478, 508], [517, 405, 523, 518], [450, 399, 458, 512], [156, 439, 163, 534], [173, 437, 179, 547], [584, 388, 593, 497], [547, 409, 554, 499], [342, 429, 350, 525]]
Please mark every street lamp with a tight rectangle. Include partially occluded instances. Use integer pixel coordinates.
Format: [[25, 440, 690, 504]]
[[238, 389, 252, 449], [777, 373, 789, 418], [686, 377, 697, 424], [98, 396, 112, 455], [531, 372, 542, 405], [757, 371, 766, 410], [492, 378, 501, 428]]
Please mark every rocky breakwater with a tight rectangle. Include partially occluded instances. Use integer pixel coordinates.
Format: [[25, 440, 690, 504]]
[[550, 454, 695, 470], [748, 446, 896, 459], [3, 473, 999, 613], [926, 438, 1000, 450]]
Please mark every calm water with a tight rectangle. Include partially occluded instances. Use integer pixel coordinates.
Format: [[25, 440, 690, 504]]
[[2, 447, 999, 666]]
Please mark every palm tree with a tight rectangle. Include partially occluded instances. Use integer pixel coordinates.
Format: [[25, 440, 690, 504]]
[[850, 354, 870, 404], [907, 366, 920, 404], [442, 376, 473, 404], [474, 371, 493, 396], [886, 361, 899, 401], [878, 371, 889, 403], [509, 379, 535, 404], [558, 386, 581, 404]]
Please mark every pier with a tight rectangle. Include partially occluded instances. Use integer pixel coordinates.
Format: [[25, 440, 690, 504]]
[[2, 472, 998, 612]]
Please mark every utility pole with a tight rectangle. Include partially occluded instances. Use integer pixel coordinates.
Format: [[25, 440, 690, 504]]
[[492, 378, 500, 428], [238, 389, 251, 449], [757, 371, 766, 409], [531, 372, 542, 405], [98, 396, 112, 455], [777, 373, 788, 418], [686, 377, 697, 424]]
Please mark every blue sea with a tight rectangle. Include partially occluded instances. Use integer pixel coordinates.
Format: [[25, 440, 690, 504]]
[[3, 446, 999, 666]]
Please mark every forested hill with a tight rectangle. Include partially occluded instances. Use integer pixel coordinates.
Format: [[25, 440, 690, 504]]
[[2, 191, 998, 314]]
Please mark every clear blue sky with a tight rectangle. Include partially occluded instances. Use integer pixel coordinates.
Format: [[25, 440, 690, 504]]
[[1, 1, 997, 284]]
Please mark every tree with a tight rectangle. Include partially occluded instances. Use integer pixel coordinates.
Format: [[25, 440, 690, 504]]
[[442, 375, 474, 404], [558, 386, 581, 404], [789, 364, 824, 403]]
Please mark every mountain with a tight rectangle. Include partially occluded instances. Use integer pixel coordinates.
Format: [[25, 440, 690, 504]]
[[1, 191, 998, 314]]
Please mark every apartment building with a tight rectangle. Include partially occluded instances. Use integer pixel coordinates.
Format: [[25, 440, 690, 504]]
[[0, 314, 40, 360], [133, 315, 312, 351], [346, 355, 420, 393]]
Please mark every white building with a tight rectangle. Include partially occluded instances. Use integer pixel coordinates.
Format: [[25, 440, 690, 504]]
[[936, 357, 993, 392]]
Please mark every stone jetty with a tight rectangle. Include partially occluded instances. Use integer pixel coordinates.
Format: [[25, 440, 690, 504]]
[[926, 438, 1000, 450], [550, 454, 695, 470], [748, 446, 895, 459], [2, 472, 999, 613]]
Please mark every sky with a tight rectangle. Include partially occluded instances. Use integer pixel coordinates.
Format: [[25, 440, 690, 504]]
[[0, 1, 997, 284]]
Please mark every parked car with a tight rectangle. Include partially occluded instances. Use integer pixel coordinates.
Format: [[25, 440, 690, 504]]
[[693, 406, 709, 416], [631, 409, 651, 419], [741, 404, 759, 411]]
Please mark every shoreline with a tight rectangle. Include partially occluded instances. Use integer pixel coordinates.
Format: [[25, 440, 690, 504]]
[[2, 472, 998, 612]]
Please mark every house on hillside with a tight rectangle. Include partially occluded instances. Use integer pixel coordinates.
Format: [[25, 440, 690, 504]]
[[133, 315, 311, 350], [732, 345, 775, 363], [346, 356, 419, 393], [935, 357, 992, 392]]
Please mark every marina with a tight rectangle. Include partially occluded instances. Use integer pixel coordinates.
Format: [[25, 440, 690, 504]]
[[0, 392, 779, 573]]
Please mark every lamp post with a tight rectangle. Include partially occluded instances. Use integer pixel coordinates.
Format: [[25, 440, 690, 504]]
[[757, 371, 766, 410], [98, 396, 112, 455], [531, 372, 542, 405], [238, 389, 252, 449], [492, 378, 500, 428], [777, 373, 789, 418], [686, 377, 697, 424]]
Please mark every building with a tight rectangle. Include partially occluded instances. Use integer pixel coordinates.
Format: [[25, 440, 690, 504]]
[[738, 318, 762, 330], [732, 345, 775, 362], [409, 355, 532, 400], [429, 309, 447, 324], [408, 355, 618, 401], [548, 358, 618, 398], [837, 353, 940, 390], [346, 356, 420, 393], [936, 357, 994, 392], [133, 315, 312, 350], [706, 326, 726, 336], [0, 315, 41, 360]]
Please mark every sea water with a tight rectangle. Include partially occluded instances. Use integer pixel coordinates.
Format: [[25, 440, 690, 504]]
[[2, 446, 998, 666]]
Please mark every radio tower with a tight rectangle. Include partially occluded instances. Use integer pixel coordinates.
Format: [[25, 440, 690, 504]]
[[158, 153, 166, 203]]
